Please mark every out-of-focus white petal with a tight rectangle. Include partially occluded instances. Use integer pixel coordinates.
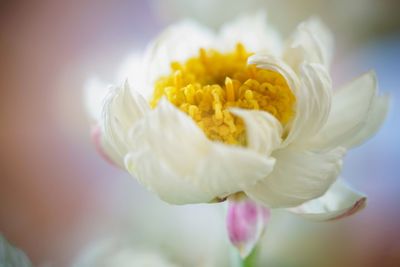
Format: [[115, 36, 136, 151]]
[[284, 17, 334, 72], [101, 82, 149, 166], [245, 147, 346, 208], [143, 21, 214, 87], [73, 238, 179, 267], [230, 108, 282, 155], [126, 100, 276, 204], [292, 63, 332, 144], [83, 77, 112, 122], [0, 235, 32, 267], [341, 94, 390, 148], [308, 71, 384, 150], [218, 12, 282, 55], [226, 197, 270, 258], [287, 179, 366, 221]]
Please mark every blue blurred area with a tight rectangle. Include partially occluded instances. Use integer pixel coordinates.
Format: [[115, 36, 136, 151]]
[[342, 35, 400, 199]]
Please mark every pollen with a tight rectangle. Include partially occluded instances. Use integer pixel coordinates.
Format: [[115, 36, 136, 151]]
[[150, 43, 296, 145]]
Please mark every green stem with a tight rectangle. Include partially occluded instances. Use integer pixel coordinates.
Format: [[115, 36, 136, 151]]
[[230, 247, 258, 267], [242, 248, 258, 267]]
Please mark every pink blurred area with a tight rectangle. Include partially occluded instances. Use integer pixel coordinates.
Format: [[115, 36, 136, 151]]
[[0, 1, 161, 265], [1, 1, 399, 266]]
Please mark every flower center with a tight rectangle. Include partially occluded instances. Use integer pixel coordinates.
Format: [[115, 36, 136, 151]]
[[150, 43, 295, 145]]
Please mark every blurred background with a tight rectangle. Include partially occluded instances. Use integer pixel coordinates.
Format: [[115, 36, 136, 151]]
[[0, 0, 399, 266]]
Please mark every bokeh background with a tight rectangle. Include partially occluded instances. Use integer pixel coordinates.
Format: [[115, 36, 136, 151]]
[[1, 0, 399, 266]]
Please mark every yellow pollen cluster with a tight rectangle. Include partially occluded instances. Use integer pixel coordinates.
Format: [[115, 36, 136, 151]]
[[150, 43, 296, 145]]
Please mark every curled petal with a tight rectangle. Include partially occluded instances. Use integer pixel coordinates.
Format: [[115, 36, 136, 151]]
[[248, 54, 300, 98], [245, 147, 346, 208], [230, 108, 282, 155], [126, 100, 276, 204], [292, 63, 332, 144], [101, 81, 149, 166], [284, 17, 334, 71], [309, 71, 389, 150], [226, 197, 270, 258], [287, 179, 367, 221], [249, 55, 332, 147], [248, 54, 300, 146]]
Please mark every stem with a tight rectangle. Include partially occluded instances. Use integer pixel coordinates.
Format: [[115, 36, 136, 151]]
[[230, 246, 258, 267], [241, 248, 258, 267]]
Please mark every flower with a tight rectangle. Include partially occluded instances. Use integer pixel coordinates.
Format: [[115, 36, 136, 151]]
[[87, 13, 389, 257]]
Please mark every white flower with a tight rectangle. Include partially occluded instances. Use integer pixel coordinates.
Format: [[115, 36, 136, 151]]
[[86, 12, 389, 256]]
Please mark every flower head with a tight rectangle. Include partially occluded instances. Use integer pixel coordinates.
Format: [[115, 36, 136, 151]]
[[150, 43, 295, 145], [87, 12, 389, 258]]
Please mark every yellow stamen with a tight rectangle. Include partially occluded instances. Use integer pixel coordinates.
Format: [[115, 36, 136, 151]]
[[150, 43, 296, 145], [174, 70, 183, 88], [225, 77, 235, 102]]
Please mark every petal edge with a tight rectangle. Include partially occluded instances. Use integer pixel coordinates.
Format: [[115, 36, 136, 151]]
[[287, 179, 367, 221]]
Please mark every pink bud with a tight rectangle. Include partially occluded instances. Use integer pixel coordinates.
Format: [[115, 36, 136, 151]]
[[226, 197, 270, 258]]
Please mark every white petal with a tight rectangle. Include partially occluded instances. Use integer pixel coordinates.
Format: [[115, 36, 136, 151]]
[[218, 12, 282, 55], [245, 147, 346, 208], [248, 54, 300, 96], [73, 238, 180, 267], [125, 100, 276, 204], [101, 82, 149, 166], [126, 99, 209, 177], [196, 142, 276, 198], [248, 55, 332, 146], [248, 54, 299, 145], [292, 63, 332, 144], [91, 125, 122, 167], [284, 17, 334, 72], [230, 108, 282, 155], [125, 147, 215, 204], [287, 178, 366, 221], [342, 94, 390, 148], [308, 71, 384, 150], [143, 20, 214, 87]]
